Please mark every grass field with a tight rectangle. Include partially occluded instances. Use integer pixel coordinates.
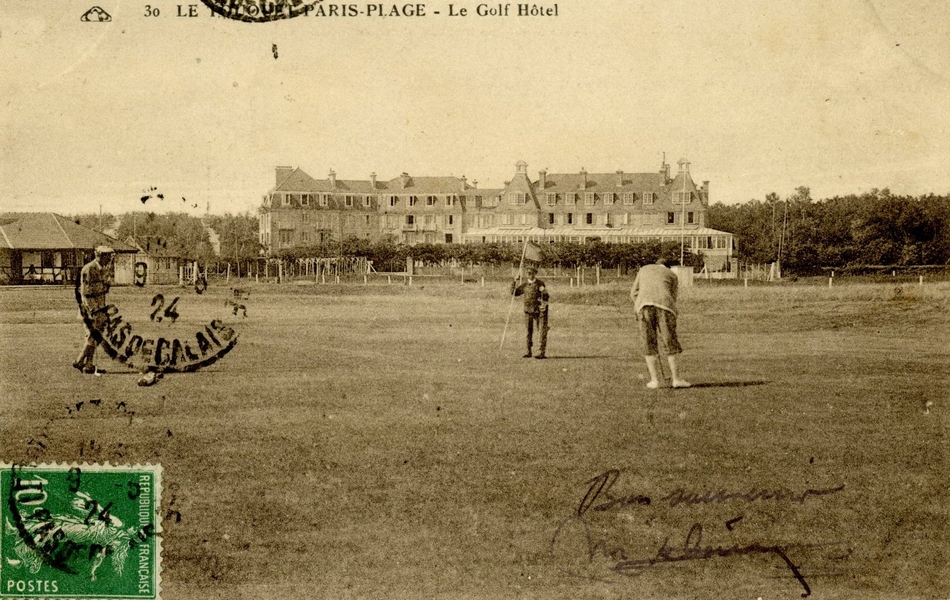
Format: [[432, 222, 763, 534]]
[[1, 278, 948, 599]]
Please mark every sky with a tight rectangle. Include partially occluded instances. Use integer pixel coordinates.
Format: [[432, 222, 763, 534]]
[[2, 0, 949, 216]]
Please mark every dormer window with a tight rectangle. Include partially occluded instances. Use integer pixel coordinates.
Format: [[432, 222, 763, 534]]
[[584, 193, 595, 205]]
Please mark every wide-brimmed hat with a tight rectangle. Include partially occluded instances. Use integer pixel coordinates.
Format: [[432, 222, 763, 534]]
[[95, 246, 114, 254]]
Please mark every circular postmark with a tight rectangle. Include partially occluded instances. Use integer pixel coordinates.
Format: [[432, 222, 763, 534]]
[[75, 276, 244, 383], [200, 0, 321, 22]]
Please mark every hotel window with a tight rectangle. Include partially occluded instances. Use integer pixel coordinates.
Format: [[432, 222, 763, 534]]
[[584, 193, 595, 205], [564, 193, 576, 205], [445, 196, 454, 206], [520, 214, 530, 225], [586, 213, 593, 225], [278, 230, 293, 244], [363, 196, 372, 207], [447, 215, 454, 226], [281, 194, 290, 206], [424, 215, 435, 226], [604, 213, 612, 226], [622, 193, 635, 205], [603, 192, 614, 205], [687, 212, 694, 224], [344, 195, 355, 207], [548, 213, 555, 225], [509, 193, 526, 205], [301, 231, 310, 243], [365, 215, 371, 226], [301, 213, 311, 223], [388, 195, 398, 207], [546, 193, 556, 206], [426, 195, 437, 206], [319, 194, 329, 207], [622, 213, 630, 225], [567, 213, 574, 224], [500, 214, 512, 225], [667, 212, 675, 224], [673, 191, 692, 204], [406, 215, 415, 226], [409, 196, 419, 207], [301, 194, 312, 206], [643, 192, 655, 205]]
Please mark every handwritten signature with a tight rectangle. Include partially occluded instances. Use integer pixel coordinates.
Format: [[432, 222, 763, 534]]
[[553, 469, 851, 598], [579, 469, 845, 515]]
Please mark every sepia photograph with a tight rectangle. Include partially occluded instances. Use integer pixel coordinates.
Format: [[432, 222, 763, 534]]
[[1, 0, 948, 598]]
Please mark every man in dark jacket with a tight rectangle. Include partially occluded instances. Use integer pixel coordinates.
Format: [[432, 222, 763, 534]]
[[511, 267, 549, 359]]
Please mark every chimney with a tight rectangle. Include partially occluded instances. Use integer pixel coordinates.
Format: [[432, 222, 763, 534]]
[[460, 176, 467, 191], [472, 180, 478, 189], [660, 154, 670, 183], [400, 172, 410, 189], [276, 166, 293, 186], [579, 168, 587, 190], [328, 169, 337, 187], [370, 172, 377, 189], [539, 169, 547, 190], [616, 170, 624, 188], [702, 180, 709, 201], [678, 158, 690, 174]]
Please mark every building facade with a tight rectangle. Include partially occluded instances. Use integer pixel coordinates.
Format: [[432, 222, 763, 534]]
[[259, 158, 734, 269]]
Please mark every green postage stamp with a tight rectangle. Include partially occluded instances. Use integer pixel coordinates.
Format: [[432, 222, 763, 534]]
[[1, 463, 162, 599]]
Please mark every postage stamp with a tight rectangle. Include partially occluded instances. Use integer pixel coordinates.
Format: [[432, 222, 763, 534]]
[[1, 463, 162, 599]]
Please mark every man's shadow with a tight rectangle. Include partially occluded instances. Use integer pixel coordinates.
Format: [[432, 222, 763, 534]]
[[687, 381, 768, 388]]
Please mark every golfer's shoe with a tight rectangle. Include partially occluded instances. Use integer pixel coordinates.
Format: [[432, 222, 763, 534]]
[[646, 380, 660, 389], [671, 379, 692, 389], [72, 361, 86, 373], [523, 352, 532, 358], [535, 354, 546, 359], [81, 365, 100, 375], [137, 372, 161, 387]]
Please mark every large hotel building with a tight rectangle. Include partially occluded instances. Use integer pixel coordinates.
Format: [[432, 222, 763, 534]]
[[259, 158, 734, 269]]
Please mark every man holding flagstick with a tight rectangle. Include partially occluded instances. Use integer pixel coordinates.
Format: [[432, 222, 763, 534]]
[[507, 241, 549, 359]]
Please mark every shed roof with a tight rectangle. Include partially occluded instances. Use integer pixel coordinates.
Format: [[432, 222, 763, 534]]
[[0, 213, 136, 252]]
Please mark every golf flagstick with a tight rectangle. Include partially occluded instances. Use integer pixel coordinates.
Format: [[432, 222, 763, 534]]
[[500, 239, 530, 350]]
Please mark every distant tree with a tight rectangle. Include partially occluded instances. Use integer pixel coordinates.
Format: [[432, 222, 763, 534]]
[[70, 213, 117, 233], [209, 212, 261, 262], [116, 212, 214, 261]]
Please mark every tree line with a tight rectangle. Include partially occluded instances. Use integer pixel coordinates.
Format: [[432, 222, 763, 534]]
[[71, 211, 260, 264], [278, 238, 701, 272], [708, 188, 950, 274], [74, 187, 950, 276]]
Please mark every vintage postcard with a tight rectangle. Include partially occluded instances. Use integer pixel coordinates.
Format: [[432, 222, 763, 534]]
[[1, 1, 948, 598]]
